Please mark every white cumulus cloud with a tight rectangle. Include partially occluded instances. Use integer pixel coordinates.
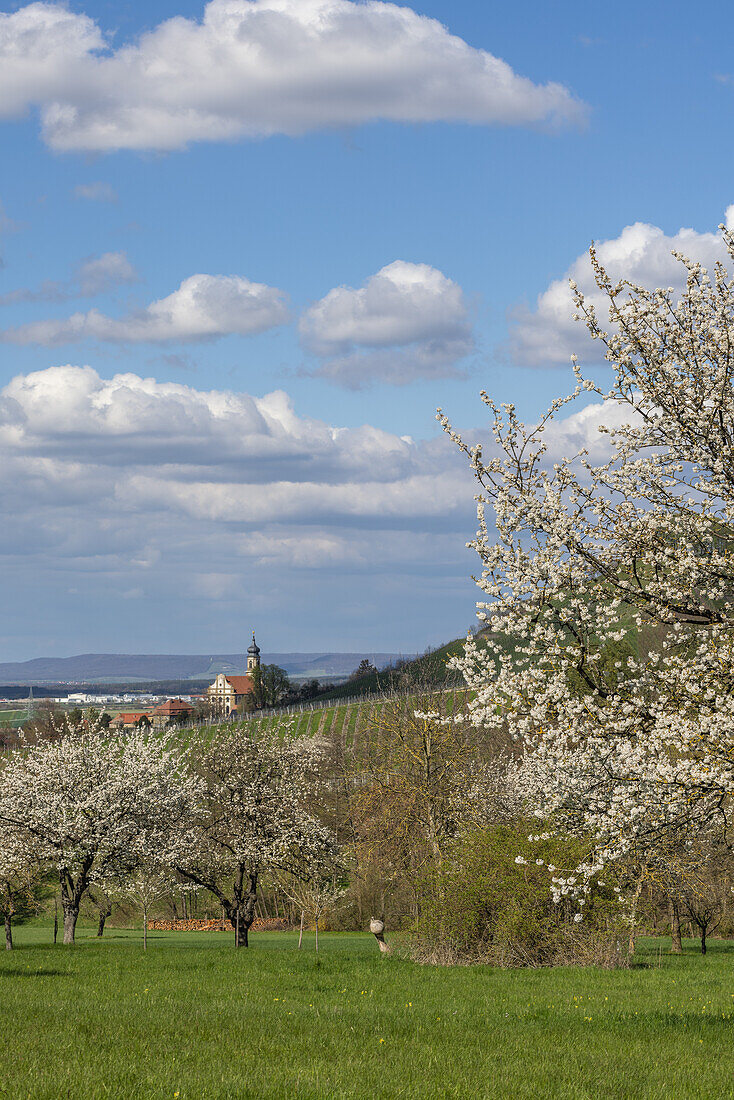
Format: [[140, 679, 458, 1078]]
[[510, 209, 734, 366], [299, 260, 474, 387], [0, 364, 475, 599], [0, 0, 587, 153], [0, 365, 637, 651], [0, 272, 289, 345]]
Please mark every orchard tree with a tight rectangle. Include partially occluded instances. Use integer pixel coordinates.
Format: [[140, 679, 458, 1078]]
[[440, 224, 734, 904], [126, 864, 170, 950], [87, 883, 118, 938], [0, 721, 200, 943], [0, 827, 45, 950], [175, 728, 338, 947], [281, 854, 346, 952]]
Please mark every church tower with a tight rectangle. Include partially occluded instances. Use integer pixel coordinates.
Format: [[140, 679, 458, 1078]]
[[247, 632, 261, 673]]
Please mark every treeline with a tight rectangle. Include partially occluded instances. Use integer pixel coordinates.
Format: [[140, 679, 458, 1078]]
[[3, 687, 729, 962]]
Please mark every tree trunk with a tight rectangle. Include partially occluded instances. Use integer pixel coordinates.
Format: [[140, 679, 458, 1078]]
[[298, 910, 304, 949], [97, 913, 106, 937], [53, 897, 58, 945], [143, 904, 148, 951], [700, 926, 707, 955], [232, 906, 251, 948], [62, 905, 79, 945], [670, 899, 683, 954], [5, 915, 12, 951], [628, 879, 643, 957], [315, 917, 319, 954], [59, 862, 91, 946], [230, 872, 258, 948]]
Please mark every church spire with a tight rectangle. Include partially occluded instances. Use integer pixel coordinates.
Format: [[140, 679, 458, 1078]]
[[247, 631, 261, 672]]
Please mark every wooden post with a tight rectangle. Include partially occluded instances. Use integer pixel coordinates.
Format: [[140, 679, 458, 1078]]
[[670, 899, 683, 954], [369, 917, 391, 955]]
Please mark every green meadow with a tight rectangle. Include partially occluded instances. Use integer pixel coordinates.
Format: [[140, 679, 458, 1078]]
[[1, 928, 734, 1099]]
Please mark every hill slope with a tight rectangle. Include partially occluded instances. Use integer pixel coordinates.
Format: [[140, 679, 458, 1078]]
[[318, 635, 470, 701], [0, 651, 411, 685]]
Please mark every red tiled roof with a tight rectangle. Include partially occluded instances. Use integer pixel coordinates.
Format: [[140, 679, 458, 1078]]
[[223, 676, 255, 694], [113, 712, 149, 723], [151, 698, 194, 716]]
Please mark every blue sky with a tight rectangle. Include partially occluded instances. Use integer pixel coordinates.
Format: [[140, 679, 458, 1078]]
[[1, 0, 733, 661]]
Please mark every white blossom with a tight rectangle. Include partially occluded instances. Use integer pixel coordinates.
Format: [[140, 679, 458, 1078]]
[[0, 720, 199, 943], [441, 224, 734, 903]]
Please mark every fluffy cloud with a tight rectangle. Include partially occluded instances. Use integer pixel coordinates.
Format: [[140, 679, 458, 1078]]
[[0, 273, 288, 345], [299, 261, 474, 387], [510, 209, 734, 366], [0, 364, 623, 556], [0, 0, 586, 153], [0, 251, 138, 307], [0, 365, 634, 653], [0, 4, 102, 119], [0, 365, 475, 612], [0, 364, 467, 514]]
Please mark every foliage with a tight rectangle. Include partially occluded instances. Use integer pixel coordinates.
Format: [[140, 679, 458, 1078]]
[[348, 694, 514, 900], [319, 642, 468, 702], [351, 659, 377, 679], [0, 827, 49, 947], [251, 663, 291, 708], [410, 824, 623, 966]]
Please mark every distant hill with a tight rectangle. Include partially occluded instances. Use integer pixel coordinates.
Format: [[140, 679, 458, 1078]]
[[0, 651, 413, 685]]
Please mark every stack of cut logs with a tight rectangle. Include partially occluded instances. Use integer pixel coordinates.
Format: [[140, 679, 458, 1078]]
[[147, 917, 292, 932]]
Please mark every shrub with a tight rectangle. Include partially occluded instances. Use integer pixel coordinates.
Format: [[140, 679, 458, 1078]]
[[409, 823, 625, 967]]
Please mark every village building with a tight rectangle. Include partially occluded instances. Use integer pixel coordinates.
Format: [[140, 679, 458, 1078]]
[[206, 633, 261, 716], [109, 710, 150, 731], [149, 698, 194, 728], [109, 698, 194, 732]]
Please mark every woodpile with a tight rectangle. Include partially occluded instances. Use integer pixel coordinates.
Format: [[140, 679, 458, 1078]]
[[147, 917, 292, 932]]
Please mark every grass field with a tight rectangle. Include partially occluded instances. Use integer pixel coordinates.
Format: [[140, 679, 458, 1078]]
[[0, 709, 25, 727], [1, 928, 733, 1099], [230, 689, 469, 753]]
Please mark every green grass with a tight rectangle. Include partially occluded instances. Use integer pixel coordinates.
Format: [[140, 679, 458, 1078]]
[[2, 929, 734, 1099], [231, 690, 471, 753]]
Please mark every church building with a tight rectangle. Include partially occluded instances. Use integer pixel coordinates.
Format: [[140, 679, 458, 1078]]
[[206, 633, 261, 716]]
